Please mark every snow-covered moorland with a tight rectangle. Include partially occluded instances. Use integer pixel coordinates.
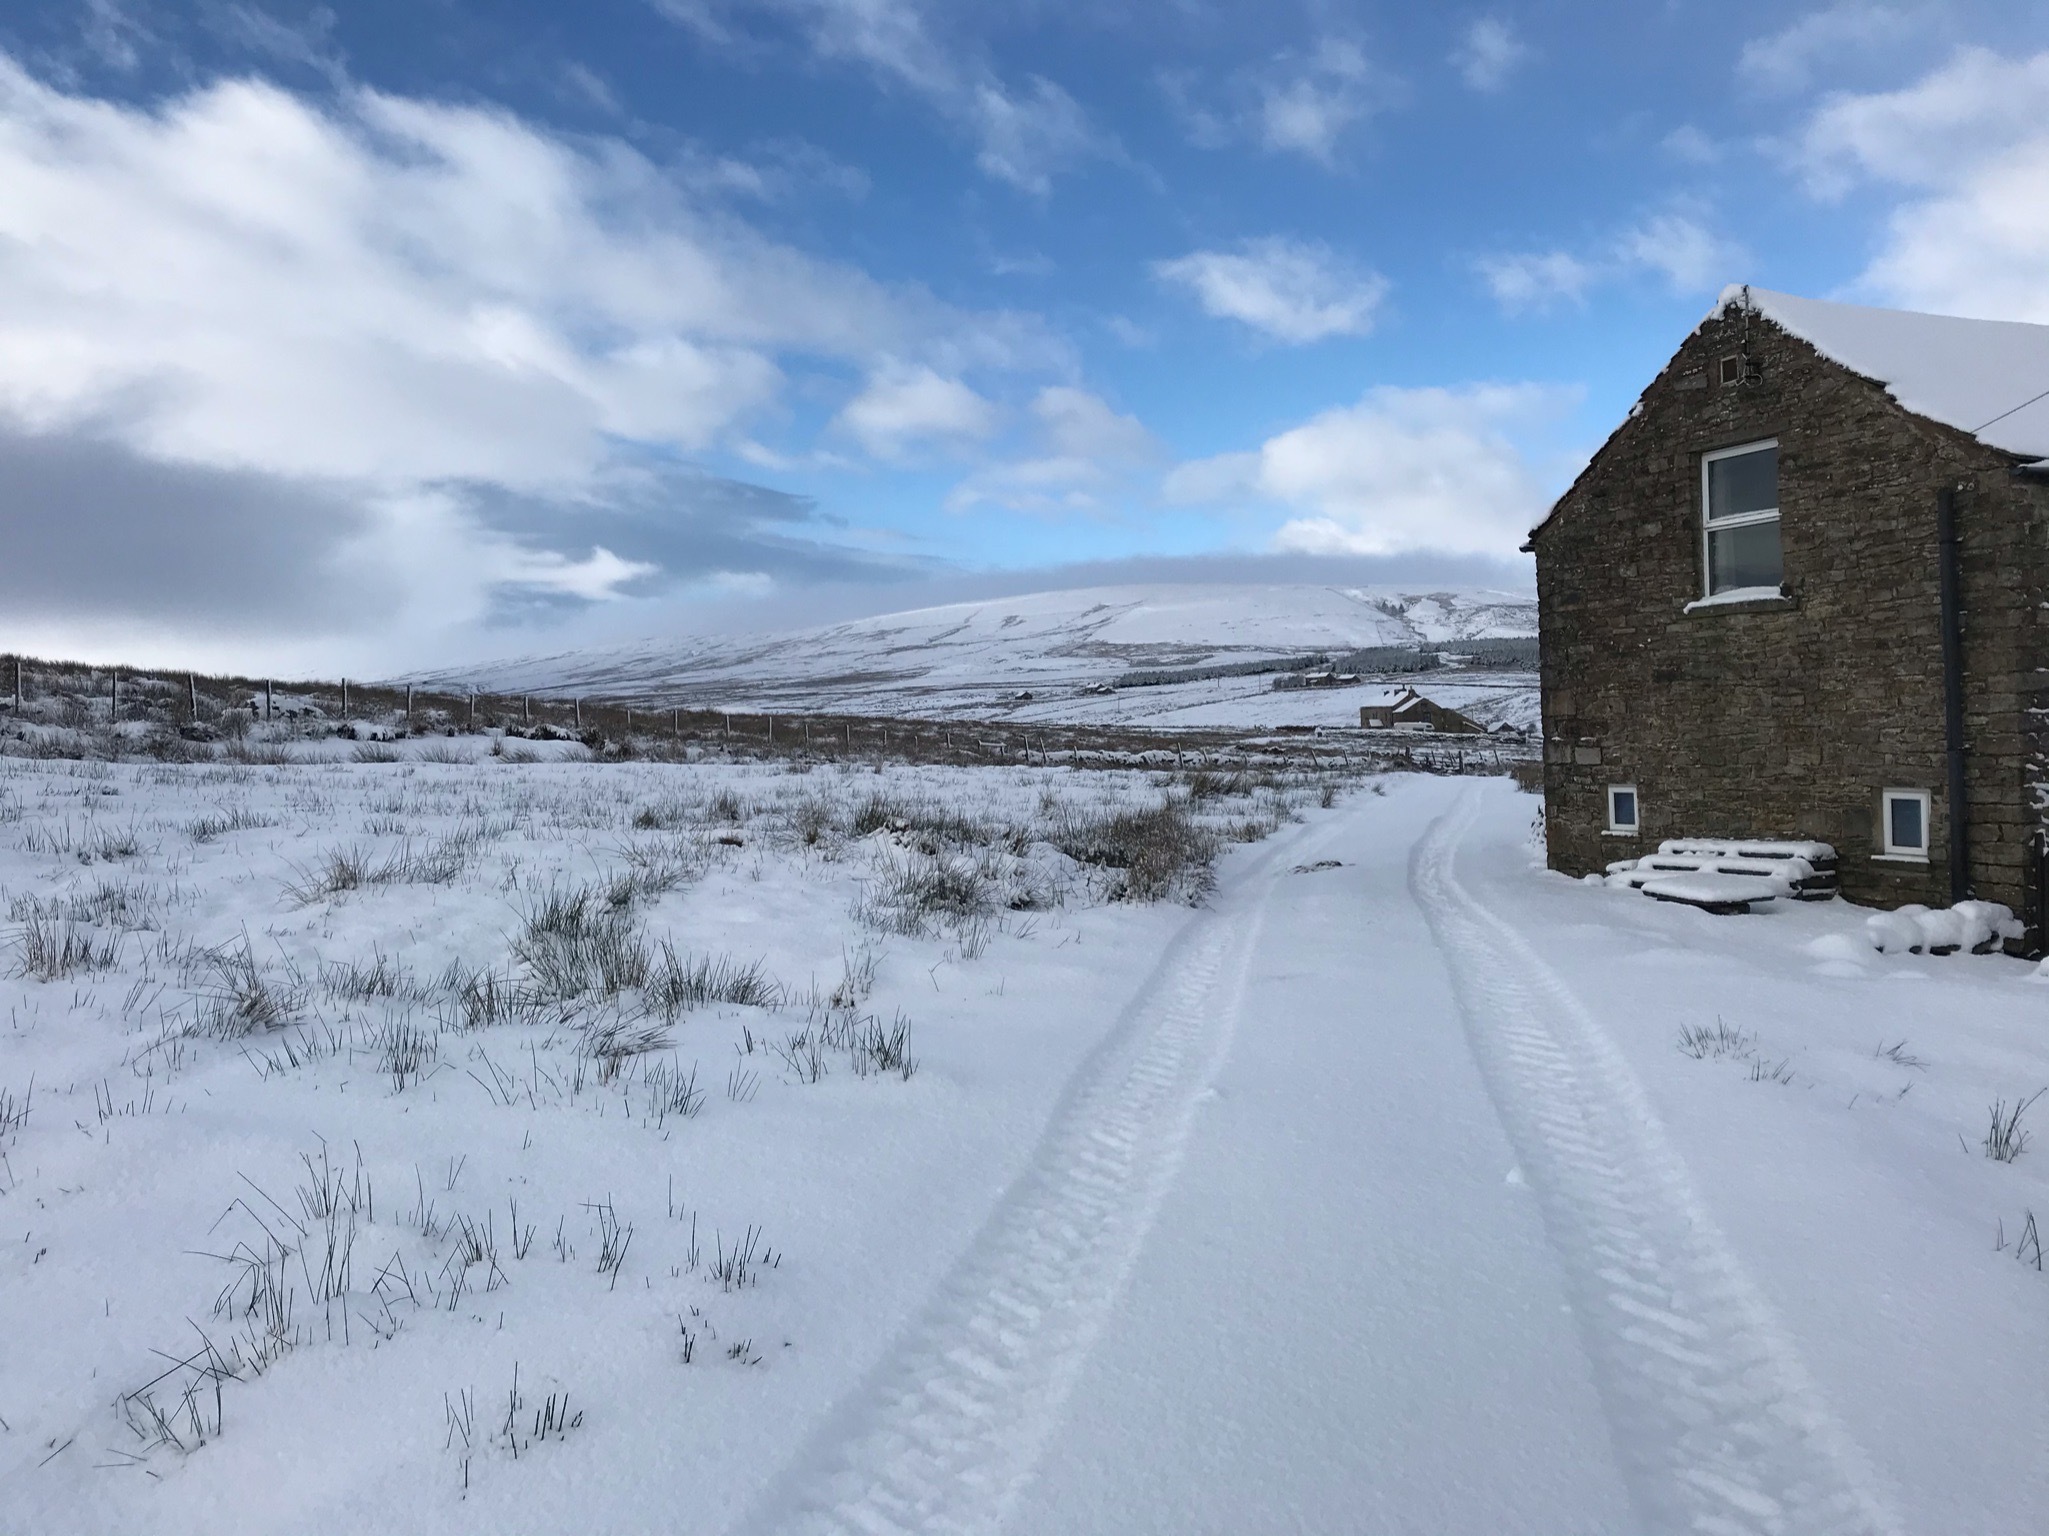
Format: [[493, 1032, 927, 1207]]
[[0, 747, 1346, 1533], [4, 758, 2048, 1535], [407, 582, 1540, 730]]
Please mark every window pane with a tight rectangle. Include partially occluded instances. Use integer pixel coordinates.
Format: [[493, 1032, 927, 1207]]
[[1708, 445, 1777, 520], [1708, 519, 1782, 592], [1889, 796, 1924, 852], [1611, 790, 1637, 828]]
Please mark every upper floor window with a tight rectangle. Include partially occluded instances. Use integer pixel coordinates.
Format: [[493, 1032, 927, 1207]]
[[1702, 440, 1781, 596]]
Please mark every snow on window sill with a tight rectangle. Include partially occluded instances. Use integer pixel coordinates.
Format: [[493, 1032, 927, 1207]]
[[1872, 852, 1930, 865], [1602, 828, 1640, 837], [1683, 587, 1793, 614]]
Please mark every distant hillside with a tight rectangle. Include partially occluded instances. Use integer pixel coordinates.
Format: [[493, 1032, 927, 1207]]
[[409, 582, 1538, 724]]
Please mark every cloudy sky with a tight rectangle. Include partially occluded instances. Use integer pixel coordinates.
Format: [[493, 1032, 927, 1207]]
[[2, 1, 2046, 673]]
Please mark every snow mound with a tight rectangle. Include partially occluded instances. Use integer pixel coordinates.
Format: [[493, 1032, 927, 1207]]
[[1865, 900, 2021, 956]]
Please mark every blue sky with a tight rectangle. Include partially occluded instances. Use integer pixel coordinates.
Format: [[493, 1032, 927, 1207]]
[[1, 1, 2046, 671]]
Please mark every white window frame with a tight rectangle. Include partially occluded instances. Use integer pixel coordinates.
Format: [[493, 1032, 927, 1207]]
[[1878, 788, 1931, 862], [1605, 784, 1640, 836], [1700, 438, 1781, 599]]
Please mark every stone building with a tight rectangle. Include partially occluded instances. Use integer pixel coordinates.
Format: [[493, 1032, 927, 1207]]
[[1359, 686, 1485, 734], [1526, 286, 2049, 931]]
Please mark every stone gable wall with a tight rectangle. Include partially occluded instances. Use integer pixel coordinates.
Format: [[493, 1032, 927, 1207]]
[[1530, 309, 2049, 916]]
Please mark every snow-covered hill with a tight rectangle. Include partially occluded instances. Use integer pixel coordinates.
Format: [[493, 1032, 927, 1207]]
[[415, 583, 1537, 725]]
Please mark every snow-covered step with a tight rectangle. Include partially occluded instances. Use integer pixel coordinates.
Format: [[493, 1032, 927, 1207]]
[[1658, 837, 1835, 864], [1607, 853, 1806, 889], [1657, 838, 1838, 896], [1606, 839, 1838, 901], [1638, 872, 1781, 913]]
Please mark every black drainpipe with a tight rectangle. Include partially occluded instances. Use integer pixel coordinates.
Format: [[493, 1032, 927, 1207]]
[[1937, 485, 1969, 903]]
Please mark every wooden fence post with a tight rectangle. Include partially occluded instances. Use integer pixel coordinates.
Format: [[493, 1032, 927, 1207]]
[[265, 679, 274, 722], [404, 685, 413, 726], [110, 672, 119, 724], [188, 673, 196, 718], [13, 658, 22, 713], [341, 678, 350, 717], [468, 694, 476, 729], [574, 698, 582, 729]]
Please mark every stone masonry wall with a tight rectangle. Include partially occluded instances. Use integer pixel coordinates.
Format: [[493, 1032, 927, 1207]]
[[1531, 307, 2049, 917]]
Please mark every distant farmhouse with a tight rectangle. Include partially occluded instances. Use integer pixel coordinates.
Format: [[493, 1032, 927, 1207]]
[[1359, 686, 1484, 734], [1526, 286, 2049, 933]]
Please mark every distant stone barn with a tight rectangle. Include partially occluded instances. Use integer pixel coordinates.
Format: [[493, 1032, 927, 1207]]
[[1358, 686, 1485, 734], [1526, 286, 2049, 937]]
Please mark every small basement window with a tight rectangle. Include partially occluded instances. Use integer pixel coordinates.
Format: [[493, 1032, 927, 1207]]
[[1606, 785, 1640, 835], [1701, 439, 1781, 596], [1881, 788, 1931, 860]]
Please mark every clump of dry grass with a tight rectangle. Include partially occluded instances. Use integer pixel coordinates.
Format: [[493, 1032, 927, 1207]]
[[1048, 798, 1217, 902], [9, 912, 121, 980]]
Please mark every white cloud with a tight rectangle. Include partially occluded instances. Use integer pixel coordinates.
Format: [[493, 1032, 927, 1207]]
[[0, 54, 1077, 665], [1476, 212, 1743, 314], [0, 57, 1057, 492], [204, 2, 347, 84], [1155, 238, 1388, 344], [968, 75, 1096, 196], [833, 363, 1000, 459], [1475, 251, 1595, 315], [1032, 386, 1157, 464], [1661, 124, 1722, 165], [1256, 38, 1389, 163], [1164, 383, 1574, 556], [1738, 3, 1925, 95], [1163, 37, 1401, 167], [1616, 212, 1735, 292], [0, 55, 1069, 458], [1794, 45, 2049, 193], [661, 0, 1104, 193], [1791, 48, 2049, 320], [1102, 314, 1155, 348], [1451, 19, 1529, 93], [946, 386, 1160, 513], [79, 0, 149, 72]]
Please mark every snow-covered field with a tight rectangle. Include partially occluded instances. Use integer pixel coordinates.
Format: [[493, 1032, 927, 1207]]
[[0, 748, 1332, 1533], [411, 583, 1539, 728], [3, 761, 2045, 1534], [1021, 664, 1540, 732]]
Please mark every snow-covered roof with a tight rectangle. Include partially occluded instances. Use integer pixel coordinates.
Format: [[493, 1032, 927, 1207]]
[[1715, 285, 2049, 461], [1356, 685, 1417, 709]]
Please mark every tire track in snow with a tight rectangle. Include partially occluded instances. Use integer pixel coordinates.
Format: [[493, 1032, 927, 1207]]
[[1412, 786, 1899, 1536], [746, 826, 1317, 1536]]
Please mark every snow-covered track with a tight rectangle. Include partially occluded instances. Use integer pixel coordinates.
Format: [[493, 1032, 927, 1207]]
[[1412, 786, 1898, 1536], [744, 828, 1312, 1536]]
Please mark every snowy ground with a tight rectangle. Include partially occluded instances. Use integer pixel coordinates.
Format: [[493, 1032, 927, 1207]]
[[3, 765, 2045, 1534], [1007, 666, 1538, 732]]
